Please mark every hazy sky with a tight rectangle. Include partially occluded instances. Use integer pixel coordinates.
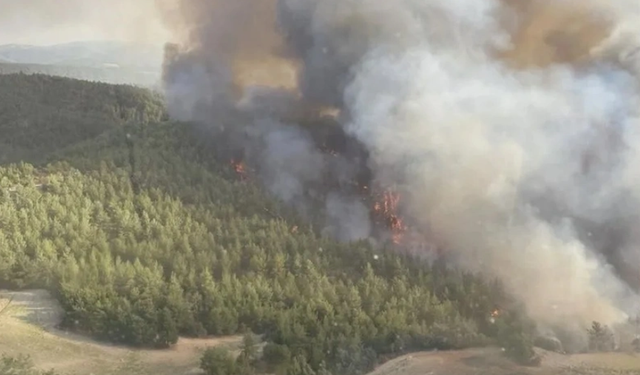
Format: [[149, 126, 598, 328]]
[[0, 0, 172, 45]]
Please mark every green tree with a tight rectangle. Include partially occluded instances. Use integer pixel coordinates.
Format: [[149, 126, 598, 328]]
[[495, 309, 538, 366], [240, 331, 260, 363], [200, 347, 238, 375], [263, 343, 292, 368]]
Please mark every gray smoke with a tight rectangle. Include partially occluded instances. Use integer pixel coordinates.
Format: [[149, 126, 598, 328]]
[[160, 0, 640, 336], [324, 193, 372, 242]]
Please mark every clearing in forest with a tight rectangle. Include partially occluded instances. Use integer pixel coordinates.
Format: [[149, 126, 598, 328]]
[[0, 290, 241, 375]]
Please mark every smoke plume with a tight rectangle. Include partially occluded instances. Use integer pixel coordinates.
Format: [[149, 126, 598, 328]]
[[0, 0, 169, 45], [160, 0, 640, 339]]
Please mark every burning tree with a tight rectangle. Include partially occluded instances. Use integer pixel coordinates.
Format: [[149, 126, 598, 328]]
[[230, 159, 248, 181], [371, 189, 408, 245]]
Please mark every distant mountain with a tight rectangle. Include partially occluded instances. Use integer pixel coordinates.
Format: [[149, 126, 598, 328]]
[[0, 62, 162, 88], [0, 40, 164, 70], [0, 40, 164, 87]]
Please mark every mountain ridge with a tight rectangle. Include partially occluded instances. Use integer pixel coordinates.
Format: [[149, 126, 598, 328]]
[[0, 40, 164, 71]]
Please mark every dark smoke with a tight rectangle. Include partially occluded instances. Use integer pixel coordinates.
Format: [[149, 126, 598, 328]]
[[159, 0, 381, 243], [159, 0, 640, 340]]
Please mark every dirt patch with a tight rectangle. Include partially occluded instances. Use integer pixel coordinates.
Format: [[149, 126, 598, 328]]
[[366, 347, 640, 375], [569, 352, 640, 371], [0, 289, 241, 375], [0, 289, 63, 329], [368, 348, 530, 375]]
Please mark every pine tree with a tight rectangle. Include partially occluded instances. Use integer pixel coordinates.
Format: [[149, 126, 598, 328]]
[[240, 331, 260, 363]]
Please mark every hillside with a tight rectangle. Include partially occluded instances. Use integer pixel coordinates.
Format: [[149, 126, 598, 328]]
[[0, 73, 165, 164], [0, 72, 628, 375], [0, 62, 161, 88]]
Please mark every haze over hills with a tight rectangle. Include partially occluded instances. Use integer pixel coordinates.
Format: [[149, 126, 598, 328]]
[[0, 40, 163, 87], [0, 41, 163, 70]]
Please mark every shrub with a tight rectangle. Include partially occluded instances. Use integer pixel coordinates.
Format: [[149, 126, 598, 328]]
[[200, 347, 238, 375], [534, 335, 564, 353]]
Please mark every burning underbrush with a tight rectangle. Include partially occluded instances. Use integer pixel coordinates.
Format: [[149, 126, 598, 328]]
[[224, 110, 423, 250]]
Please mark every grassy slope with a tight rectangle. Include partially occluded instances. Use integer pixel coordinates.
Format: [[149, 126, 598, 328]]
[[366, 349, 640, 375], [0, 290, 241, 375]]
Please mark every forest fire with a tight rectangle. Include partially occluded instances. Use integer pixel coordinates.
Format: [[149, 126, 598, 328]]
[[372, 190, 408, 244], [230, 159, 248, 181], [228, 133, 413, 246]]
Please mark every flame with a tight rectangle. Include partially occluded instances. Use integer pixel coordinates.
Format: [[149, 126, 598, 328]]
[[230, 159, 248, 181], [372, 189, 408, 245], [491, 309, 501, 318], [227, 143, 419, 249]]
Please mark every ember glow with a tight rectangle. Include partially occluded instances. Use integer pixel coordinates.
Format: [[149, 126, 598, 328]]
[[372, 190, 408, 245], [230, 159, 248, 181]]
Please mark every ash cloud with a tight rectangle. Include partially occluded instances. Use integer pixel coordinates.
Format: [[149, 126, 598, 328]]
[[159, 0, 640, 339]]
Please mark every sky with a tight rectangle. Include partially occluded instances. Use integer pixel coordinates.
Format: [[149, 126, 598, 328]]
[[0, 0, 171, 46]]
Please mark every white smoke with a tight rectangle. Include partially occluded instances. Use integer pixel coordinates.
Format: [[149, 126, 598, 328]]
[[161, 0, 640, 333], [338, 0, 640, 328], [323, 193, 372, 242]]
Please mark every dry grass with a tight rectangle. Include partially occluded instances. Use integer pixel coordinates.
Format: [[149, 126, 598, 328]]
[[569, 353, 640, 371], [366, 347, 640, 375], [0, 290, 241, 375]]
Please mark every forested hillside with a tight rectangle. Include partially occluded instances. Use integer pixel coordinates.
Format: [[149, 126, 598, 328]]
[[0, 74, 536, 375], [0, 73, 165, 164]]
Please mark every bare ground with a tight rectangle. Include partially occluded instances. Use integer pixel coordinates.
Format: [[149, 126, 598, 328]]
[[0, 290, 241, 375], [367, 347, 640, 375]]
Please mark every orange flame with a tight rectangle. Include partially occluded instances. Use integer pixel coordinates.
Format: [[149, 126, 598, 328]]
[[372, 190, 408, 245], [491, 309, 501, 318], [230, 159, 248, 181]]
